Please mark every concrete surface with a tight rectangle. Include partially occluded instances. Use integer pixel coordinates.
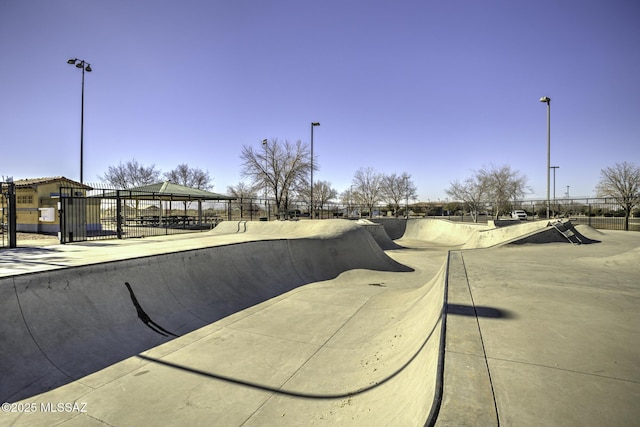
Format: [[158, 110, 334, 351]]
[[0, 220, 443, 426], [0, 218, 638, 426], [355, 219, 403, 250]]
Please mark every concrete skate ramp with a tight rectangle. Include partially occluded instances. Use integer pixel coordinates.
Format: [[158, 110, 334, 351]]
[[462, 220, 569, 248], [400, 218, 597, 249], [371, 218, 407, 240], [211, 218, 368, 239], [0, 221, 412, 403], [574, 224, 606, 241], [400, 218, 491, 246], [355, 219, 403, 249]]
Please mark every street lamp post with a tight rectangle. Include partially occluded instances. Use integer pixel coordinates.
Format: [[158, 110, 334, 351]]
[[68, 58, 92, 184], [404, 175, 409, 219], [349, 184, 354, 218], [310, 122, 320, 219], [551, 166, 559, 217], [540, 96, 551, 219], [262, 139, 268, 220]]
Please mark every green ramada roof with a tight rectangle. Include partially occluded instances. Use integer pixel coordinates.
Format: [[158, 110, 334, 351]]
[[102, 181, 236, 201]]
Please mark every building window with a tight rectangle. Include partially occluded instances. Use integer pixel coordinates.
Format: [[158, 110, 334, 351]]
[[17, 195, 34, 204]]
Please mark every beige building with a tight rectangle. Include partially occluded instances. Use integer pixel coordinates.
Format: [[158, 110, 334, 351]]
[[3, 176, 91, 234]]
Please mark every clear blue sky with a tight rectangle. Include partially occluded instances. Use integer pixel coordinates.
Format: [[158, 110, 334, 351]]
[[1, 0, 638, 201]]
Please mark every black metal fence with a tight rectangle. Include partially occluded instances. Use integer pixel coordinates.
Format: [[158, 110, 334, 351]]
[[0, 183, 6, 248], [3, 189, 638, 248], [59, 185, 233, 243], [228, 197, 353, 221], [227, 197, 402, 221], [229, 197, 639, 232], [511, 198, 639, 231], [0, 182, 16, 248]]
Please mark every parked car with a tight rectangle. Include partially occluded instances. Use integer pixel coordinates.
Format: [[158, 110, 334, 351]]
[[512, 210, 527, 220]]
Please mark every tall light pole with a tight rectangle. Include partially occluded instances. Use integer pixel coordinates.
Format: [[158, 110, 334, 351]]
[[68, 58, 92, 184], [262, 139, 268, 220], [540, 96, 551, 219], [404, 174, 409, 219], [550, 166, 559, 217], [310, 122, 320, 219], [349, 184, 354, 218]]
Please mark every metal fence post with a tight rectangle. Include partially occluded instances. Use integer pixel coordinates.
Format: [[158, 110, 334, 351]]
[[116, 190, 123, 239], [8, 182, 17, 248]]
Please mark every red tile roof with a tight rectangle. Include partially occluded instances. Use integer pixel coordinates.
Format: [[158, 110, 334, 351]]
[[12, 176, 91, 189]]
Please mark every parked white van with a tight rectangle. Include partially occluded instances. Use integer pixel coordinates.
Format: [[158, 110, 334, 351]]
[[511, 210, 527, 220]]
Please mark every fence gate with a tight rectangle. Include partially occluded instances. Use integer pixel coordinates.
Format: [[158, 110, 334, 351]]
[[1, 183, 6, 248], [59, 188, 88, 244]]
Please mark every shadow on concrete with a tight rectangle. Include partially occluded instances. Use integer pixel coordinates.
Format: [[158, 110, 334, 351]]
[[0, 247, 70, 269], [135, 303, 441, 400], [447, 303, 517, 319], [133, 297, 444, 401]]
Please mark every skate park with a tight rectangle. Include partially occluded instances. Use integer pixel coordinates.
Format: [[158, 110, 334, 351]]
[[1, 218, 639, 426]]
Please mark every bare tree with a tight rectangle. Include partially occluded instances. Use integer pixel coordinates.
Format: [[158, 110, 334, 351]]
[[446, 176, 488, 222], [352, 167, 384, 218], [163, 164, 213, 214], [296, 180, 337, 215], [312, 181, 337, 216], [340, 187, 358, 218], [227, 181, 258, 219], [596, 161, 640, 231], [99, 159, 161, 188], [382, 172, 418, 217], [240, 138, 314, 216], [477, 164, 530, 219], [164, 164, 213, 190], [447, 164, 529, 220]]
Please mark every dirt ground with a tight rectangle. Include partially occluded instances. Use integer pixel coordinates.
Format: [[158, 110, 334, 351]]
[[3, 232, 61, 247], [16, 232, 58, 240]]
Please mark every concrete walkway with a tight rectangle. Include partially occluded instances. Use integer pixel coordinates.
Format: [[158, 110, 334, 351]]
[[437, 228, 640, 426]]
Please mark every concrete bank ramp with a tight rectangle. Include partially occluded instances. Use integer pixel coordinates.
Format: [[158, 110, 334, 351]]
[[211, 218, 368, 239], [0, 220, 411, 404], [371, 218, 408, 240], [400, 218, 597, 249], [400, 218, 490, 246], [355, 219, 403, 250], [212, 218, 404, 250], [462, 219, 567, 248]]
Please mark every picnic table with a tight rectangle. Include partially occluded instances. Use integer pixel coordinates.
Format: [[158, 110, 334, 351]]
[[125, 215, 199, 227]]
